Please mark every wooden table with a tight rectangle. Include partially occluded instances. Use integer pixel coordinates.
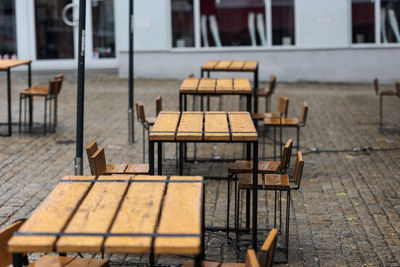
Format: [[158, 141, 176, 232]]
[[201, 60, 259, 113], [8, 175, 204, 267], [0, 60, 32, 136], [179, 77, 252, 112], [148, 111, 259, 250]]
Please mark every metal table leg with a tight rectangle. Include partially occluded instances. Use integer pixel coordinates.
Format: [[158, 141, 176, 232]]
[[254, 68, 259, 114], [158, 141, 163, 175], [7, 69, 11, 136], [252, 141, 258, 250], [149, 141, 155, 175], [12, 253, 23, 267]]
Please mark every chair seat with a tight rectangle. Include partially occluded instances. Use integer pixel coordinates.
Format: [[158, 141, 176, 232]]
[[379, 90, 396, 96], [182, 260, 222, 267], [125, 163, 150, 174], [146, 117, 156, 125], [238, 173, 290, 190], [251, 112, 279, 121], [256, 87, 272, 97], [264, 117, 281, 126], [105, 163, 128, 174], [229, 160, 281, 174], [281, 117, 299, 126], [20, 86, 49, 96], [28, 255, 109, 267]]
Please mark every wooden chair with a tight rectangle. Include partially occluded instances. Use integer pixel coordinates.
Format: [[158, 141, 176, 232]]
[[136, 100, 157, 163], [256, 75, 277, 113], [252, 95, 289, 121], [280, 102, 308, 151], [226, 139, 292, 233], [86, 141, 149, 176], [183, 229, 278, 267], [19, 74, 64, 135], [236, 152, 304, 262], [0, 219, 109, 267], [374, 78, 400, 131]]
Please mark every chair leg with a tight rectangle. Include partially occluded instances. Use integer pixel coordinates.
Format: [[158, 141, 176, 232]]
[[274, 190, 277, 228], [236, 187, 241, 244], [19, 95, 22, 134], [379, 95, 383, 132], [285, 190, 291, 262], [49, 96, 52, 132], [24, 97, 27, 131], [54, 96, 58, 132], [297, 127, 300, 151], [44, 98, 47, 135], [142, 126, 146, 163], [227, 172, 231, 238], [28, 96, 33, 132]]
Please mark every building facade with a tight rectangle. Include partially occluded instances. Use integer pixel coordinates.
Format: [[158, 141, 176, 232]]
[[1, 0, 399, 82]]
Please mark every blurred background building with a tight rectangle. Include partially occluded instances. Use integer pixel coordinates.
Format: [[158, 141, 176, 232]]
[[1, 0, 399, 82]]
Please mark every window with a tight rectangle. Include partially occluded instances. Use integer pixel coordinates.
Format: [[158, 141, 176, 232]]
[[352, 0, 400, 44], [92, 0, 116, 58], [172, 0, 195, 47], [171, 0, 295, 48], [352, 0, 375, 43], [0, 0, 17, 58]]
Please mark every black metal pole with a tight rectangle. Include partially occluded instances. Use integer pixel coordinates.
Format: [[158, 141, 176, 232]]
[[128, 0, 135, 143], [75, 0, 86, 175]]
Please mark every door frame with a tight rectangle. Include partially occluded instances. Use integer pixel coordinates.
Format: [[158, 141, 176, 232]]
[[15, 0, 118, 70]]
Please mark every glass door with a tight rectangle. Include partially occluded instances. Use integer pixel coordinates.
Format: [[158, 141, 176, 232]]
[[30, 0, 117, 68]]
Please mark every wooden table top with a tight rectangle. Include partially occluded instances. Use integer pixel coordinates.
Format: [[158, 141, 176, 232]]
[[150, 111, 258, 142], [180, 78, 252, 95], [201, 60, 258, 72], [8, 175, 203, 255], [0, 60, 31, 71]]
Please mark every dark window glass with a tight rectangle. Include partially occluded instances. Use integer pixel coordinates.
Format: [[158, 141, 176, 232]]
[[35, 0, 74, 59], [352, 0, 375, 43], [92, 0, 116, 58], [200, 0, 266, 47], [172, 0, 195, 47], [0, 0, 17, 58], [381, 0, 400, 43], [272, 0, 295, 45]]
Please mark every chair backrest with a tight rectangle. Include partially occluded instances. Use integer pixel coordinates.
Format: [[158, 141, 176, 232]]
[[293, 151, 304, 187], [156, 95, 162, 115], [269, 75, 276, 94], [300, 102, 308, 125], [395, 80, 400, 96], [0, 219, 26, 267], [280, 139, 293, 171], [54, 73, 64, 81], [86, 140, 99, 175], [245, 249, 260, 267], [91, 148, 107, 176], [49, 78, 63, 95], [373, 78, 379, 95], [136, 101, 145, 123], [277, 96, 289, 117], [258, 228, 278, 267]]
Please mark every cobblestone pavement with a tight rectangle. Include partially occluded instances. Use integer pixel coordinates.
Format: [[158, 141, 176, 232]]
[[0, 70, 399, 266]]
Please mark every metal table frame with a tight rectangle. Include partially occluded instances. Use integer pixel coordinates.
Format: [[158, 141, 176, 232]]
[[149, 138, 259, 250], [0, 61, 32, 136], [201, 66, 259, 113]]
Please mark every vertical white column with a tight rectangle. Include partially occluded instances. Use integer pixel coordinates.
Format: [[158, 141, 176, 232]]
[[375, 0, 381, 44], [194, 0, 201, 48], [266, 0, 272, 47]]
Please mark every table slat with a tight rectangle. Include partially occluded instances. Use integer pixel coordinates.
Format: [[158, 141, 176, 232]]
[[180, 78, 200, 93], [176, 112, 203, 141], [198, 78, 216, 94], [150, 112, 180, 141], [229, 61, 245, 70], [204, 112, 230, 141], [242, 61, 258, 71], [216, 78, 233, 94], [214, 60, 232, 70], [104, 176, 167, 254], [56, 181, 129, 252], [154, 176, 202, 255], [201, 60, 218, 70], [234, 78, 252, 94], [8, 178, 93, 252], [229, 112, 258, 141]]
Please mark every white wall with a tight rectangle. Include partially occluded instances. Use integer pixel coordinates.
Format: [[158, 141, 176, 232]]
[[119, 47, 400, 83]]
